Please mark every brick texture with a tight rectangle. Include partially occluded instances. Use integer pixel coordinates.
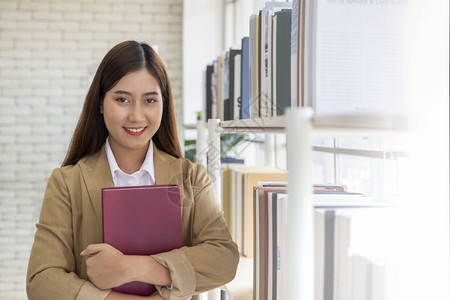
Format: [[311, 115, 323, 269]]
[[0, 0, 183, 299]]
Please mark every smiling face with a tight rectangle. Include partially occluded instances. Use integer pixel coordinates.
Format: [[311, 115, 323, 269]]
[[101, 68, 163, 160]]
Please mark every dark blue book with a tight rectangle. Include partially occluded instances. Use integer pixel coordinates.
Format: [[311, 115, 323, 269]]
[[273, 9, 292, 116]]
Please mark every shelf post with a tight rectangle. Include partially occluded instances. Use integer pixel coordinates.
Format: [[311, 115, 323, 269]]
[[265, 133, 275, 167], [196, 119, 207, 169], [207, 119, 222, 206], [286, 107, 314, 300]]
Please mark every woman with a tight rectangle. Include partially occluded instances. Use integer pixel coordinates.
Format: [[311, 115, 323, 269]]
[[26, 41, 239, 300]]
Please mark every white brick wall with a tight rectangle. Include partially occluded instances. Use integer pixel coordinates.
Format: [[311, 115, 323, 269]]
[[0, 0, 183, 299]]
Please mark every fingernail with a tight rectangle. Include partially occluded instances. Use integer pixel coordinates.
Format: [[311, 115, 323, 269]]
[[80, 250, 85, 256]]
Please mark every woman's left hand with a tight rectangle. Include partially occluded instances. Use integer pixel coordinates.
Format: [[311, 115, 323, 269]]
[[81, 243, 130, 290]]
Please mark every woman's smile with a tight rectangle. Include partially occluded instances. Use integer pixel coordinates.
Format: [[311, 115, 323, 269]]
[[124, 127, 147, 135]]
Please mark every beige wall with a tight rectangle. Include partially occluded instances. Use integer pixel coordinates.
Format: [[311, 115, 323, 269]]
[[0, 0, 183, 299]]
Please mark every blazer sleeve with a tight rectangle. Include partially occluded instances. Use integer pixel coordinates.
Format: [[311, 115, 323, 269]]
[[26, 168, 110, 300], [152, 163, 239, 299]]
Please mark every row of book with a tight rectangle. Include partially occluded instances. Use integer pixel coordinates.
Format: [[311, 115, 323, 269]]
[[221, 165, 287, 258], [205, 0, 417, 122], [221, 164, 396, 300], [206, 1, 300, 121], [258, 198, 397, 300], [221, 164, 377, 259]]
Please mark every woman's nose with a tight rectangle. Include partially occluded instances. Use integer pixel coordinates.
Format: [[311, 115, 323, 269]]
[[128, 103, 145, 122]]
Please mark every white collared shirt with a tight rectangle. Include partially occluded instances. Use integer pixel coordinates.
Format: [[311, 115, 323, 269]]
[[105, 137, 155, 187]]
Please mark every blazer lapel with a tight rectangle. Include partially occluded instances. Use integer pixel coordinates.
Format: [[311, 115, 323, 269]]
[[153, 144, 183, 188], [79, 148, 114, 228]]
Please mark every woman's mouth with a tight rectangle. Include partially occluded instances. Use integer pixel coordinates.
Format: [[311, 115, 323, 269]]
[[124, 127, 146, 136]]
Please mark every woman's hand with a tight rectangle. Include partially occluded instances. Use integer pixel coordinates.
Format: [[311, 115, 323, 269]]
[[81, 243, 173, 295], [81, 243, 130, 290]]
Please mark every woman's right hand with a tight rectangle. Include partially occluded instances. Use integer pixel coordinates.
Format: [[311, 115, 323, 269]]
[[81, 243, 129, 290]]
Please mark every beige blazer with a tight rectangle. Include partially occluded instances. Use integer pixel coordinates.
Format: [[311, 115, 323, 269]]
[[27, 144, 239, 300]]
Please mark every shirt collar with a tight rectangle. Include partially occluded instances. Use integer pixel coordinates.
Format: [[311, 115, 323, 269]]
[[105, 137, 155, 183]]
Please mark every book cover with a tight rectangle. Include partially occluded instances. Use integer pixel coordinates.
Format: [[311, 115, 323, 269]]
[[314, 209, 326, 300], [223, 50, 232, 121], [227, 48, 242, 121], [225, 165, 254, 251], [233, 53, 242, 121], [240, 36, 250, 119], [253, 185, 287, 300], [303, 0, 314, 108], [273, 9, 292, 116], [249, 14, 259, 119], [217, 52, 226, 121], [259, 2, 292, 118], [211, 60, 218, 119], [313, 0, 418, 115], [264, 190, 275, 300], [205, 64, 214, 120], [273, 192, 288, 300], [242, 170, 287, 258], [253, 187, 260, 300], [265, 189, 287, 300], [102, 185, 182, 296], [334, 212, 352, 300], [290, 0, 310, 108], [290, 0, 300, 109], [253, 186, 268, 300]]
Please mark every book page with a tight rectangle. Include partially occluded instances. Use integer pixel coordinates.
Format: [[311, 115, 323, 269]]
[[313, 0, 420, 115]]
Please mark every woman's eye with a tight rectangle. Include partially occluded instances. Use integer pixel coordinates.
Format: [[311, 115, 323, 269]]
[[145, 98, 157, 104], [116, 98, 129, 103]]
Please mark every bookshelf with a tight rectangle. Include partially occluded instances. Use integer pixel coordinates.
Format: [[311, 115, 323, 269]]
[[215, 114, 411, 134], [193, 0, 441, 298], [284, 108, 412, 300], [203, 110, 410, 300]]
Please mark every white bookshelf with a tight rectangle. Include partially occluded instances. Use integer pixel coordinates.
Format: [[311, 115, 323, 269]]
[[219, 115, 286, 133], [192, 0, 448, 296], [203, 108, 411, 300], [216, 114, 411, 134]]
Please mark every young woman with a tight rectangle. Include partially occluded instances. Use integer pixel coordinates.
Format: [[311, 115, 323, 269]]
[[26, 41, 239, 300]]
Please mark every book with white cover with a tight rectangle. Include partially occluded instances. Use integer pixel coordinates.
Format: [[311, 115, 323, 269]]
[[313, 0, 419, 115]]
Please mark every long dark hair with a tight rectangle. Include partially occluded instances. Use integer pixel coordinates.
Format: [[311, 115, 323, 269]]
[[62, 41, 182, 166]]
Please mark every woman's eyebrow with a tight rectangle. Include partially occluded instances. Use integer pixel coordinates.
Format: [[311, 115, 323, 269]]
[[113, 90, 159, 96], [114, 90, 132, 95], [143, 91, 159, 96]]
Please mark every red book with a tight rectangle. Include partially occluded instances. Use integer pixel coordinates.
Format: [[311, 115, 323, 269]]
[[102, 185, 182, 296]]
